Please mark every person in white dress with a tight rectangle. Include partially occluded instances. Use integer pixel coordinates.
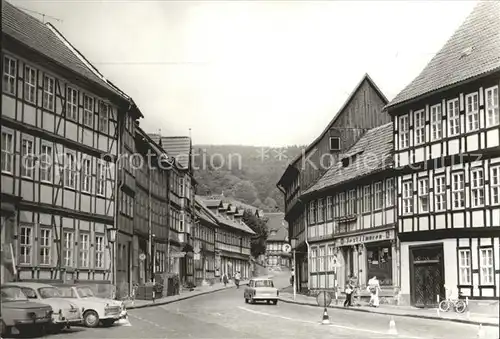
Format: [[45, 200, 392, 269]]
[[367, 276, 380, 307]]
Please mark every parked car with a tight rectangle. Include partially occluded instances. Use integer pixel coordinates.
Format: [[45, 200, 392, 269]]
[[244, 278, 279, 305], [57, 285, 125, 327], [4, 282, 82, 333], [1, 286, 53, 337]]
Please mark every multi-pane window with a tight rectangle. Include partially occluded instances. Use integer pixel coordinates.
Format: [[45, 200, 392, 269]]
[[448, 99, 460, 136], [491, 166, 500, 205], [471, 168, 484, 207], [431, 104, 442, 141], [386, 178, 394, 207], [327, 245, 335, 271], [1, 131, 14, 173], [21, 139, 34, 178], [24, 66, 37, 103], [318, 247, 325, 272], [99, 102, 109, 133], [308, 202, 314, 224], [485, 86, 499, 127], [317, 199, 324, 222], [326, 197, 332, 220], [63, 232, 74, 267], [40, 229, 51, 265], [466, 92, 479, 132], [402, 181, 413, 214], [363, 186, 371, 213], [479, 248, 493, 285], [65, 153, 77, 189], [66, 87, 78, 121], [435, 176, 446, 211], [180, 213, 185, 232], [80, 234, 90, 268], [347, 190, 356, 215], [458, 249, 471, 285], [338, 193, 346, 217], [399, 115, 409, 149], [40, 144, 52, 182], [81, 158, 91, 192], [43, 75, 55, 111], [311, 248, 317, 272], [95, 235, 105, 268], [414, 110, 425, 145], [84, 95, 94, 127], [374, 182, 383, 210], [19, 226, 33, 265], [452, 172, 465, 208], [3, 56, 17, 94], [418, 178, 429, 213]]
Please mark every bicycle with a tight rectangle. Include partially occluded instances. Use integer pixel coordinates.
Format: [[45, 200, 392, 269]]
[[438, 294, 467, 313]]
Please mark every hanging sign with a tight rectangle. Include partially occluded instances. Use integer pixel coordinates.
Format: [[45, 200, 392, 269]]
[[139, 253, 146, 261]]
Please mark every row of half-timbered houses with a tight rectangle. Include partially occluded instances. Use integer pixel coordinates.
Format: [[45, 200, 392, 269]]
[[277, 0, 500, 310]]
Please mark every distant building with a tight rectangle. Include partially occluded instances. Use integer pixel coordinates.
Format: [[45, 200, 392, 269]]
[[264, 213, 290, 269]]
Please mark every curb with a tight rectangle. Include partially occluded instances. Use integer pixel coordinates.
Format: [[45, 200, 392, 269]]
[[128, 285, 239, 310], [279, 297, 499, 327]]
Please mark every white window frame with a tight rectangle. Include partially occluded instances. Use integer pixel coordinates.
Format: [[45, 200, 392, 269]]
[[24, 65, 37, 104], [318, 246, 325, 272], [81, 158, 91, 193], [363, 185, 371, 213], [96, 160, 107, 196], [465, 92, 479, 132], [399, 115, 409, 149], [43, 75, 55, 111], [434, 176, 446, 211], [485, 85, 499, 127], [66, 87, 78, 121], [402, 181, 413, 214], [63, 231, 74, 267], [338, 193, 345, 217], [39, 228, 51, 265], [80, 233, 90, 268], [471, 168, 484, 207], [1, 130, 14, 173], [95, 235, 105, 269], [448, 98, 460, 136], [326, 196, 332, 220], [452, 172, 465, 209], [64, 152, 77, 189], [21, 138, 34, 178], [83, 95, 94, 127], [414, 109, 425, 145], [180, 213, 185, 232], [386, 178, 394, 207], [348, 190, 356, 215], [19, 225, 33, 265], [374, 182, 383, 210], [430, 104, 442, 141], [479, 248, 494, 285], [99, 101, 109, 133], [40, 144, 53, 183], [3, 55, 17, 94], [418, 178, 429, 213], [317, 198, 324, 222], [310, 248, 317, 272], [458, 249, 471, 285], [491, 165, 500, 205]]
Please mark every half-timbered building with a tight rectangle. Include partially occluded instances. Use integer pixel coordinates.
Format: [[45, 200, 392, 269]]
[[386, 1, 500, 308], [264, 212, 290, 269], [193, 196, 217, 285], [1, 2, 141, 293], [301, 123, 398, 299], [276, 74, 390, 291]]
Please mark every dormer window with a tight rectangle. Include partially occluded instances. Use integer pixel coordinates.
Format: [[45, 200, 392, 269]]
[[270, 230, 277, 236], [329, 137, 340, 151]]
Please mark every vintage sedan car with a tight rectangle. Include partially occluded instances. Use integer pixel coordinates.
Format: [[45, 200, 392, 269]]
[[57, 285, 125, 327], [4, 282, 82, 332], [244, 278, 279, 305], [1, 286, 53, 337]]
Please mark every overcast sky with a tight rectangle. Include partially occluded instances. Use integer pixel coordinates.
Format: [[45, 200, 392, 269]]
[[10, 0, 477, 147]]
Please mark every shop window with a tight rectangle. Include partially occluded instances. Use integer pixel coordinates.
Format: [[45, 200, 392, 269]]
[[366, 244, 392, 286]]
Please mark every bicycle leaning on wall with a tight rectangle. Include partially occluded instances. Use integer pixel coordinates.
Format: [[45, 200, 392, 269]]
[[438, 288, 467, 313]]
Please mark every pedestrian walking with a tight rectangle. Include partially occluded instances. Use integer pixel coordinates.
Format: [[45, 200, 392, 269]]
[[222, 273, 228, 287], [344, 281, 353, 307], [235, 271, 241, 289], [367, 276, 380, 307]]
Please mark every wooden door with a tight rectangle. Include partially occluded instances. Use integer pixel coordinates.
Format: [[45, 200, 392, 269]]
[[410, 245, 445, 308]]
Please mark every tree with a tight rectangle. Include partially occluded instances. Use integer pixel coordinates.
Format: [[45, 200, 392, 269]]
[[263, 197, 278, 211], [231, 180, 258, 204], [242, 210, 268, 258]]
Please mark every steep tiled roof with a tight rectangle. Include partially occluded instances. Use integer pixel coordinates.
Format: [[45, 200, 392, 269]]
[[388, 1, 500, 108], [264, 213, 288, 242], [158, 136, 191, 169], [303, 123, 393, 196], [194, 197, 218, 226], [197, 197, 256, 235], [2, 1, 127, 100], [223, 198, 264, 217]]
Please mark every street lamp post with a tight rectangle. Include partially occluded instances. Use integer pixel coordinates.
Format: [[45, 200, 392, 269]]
[[290, 238, 297, 301], [107, 227, 117, 298]]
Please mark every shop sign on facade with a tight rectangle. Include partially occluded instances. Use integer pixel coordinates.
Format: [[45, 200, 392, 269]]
[[337, 229, 394, 247]]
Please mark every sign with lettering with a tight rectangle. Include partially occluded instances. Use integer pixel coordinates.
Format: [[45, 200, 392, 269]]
[[336, 229, 394, 247], [170, 252, 186, 258]]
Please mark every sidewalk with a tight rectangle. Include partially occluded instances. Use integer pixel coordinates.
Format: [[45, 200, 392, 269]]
[[125, 280, 248, 310], [279, 292, 499, 327]]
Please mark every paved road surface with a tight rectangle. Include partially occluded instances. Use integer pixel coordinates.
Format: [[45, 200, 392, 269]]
[[39, 288, 499, 339]]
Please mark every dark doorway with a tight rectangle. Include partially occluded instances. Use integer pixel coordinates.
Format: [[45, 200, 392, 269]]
[[410, 244, 445, 308]]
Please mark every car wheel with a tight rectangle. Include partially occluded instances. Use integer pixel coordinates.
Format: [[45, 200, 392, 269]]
[[1, 320, 8, 337], [245, 298, 248, 303], [83, 310, 100, 328], [249, 296, 254, 304], [101, 319, 115, 327], [267, 300, 270, 304]]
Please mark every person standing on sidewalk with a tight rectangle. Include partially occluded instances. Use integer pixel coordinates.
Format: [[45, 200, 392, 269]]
[[367, 276, 380, 307], [235, 271, 241, 289], [222, 273, 228, 287], [344, 281, 354, 307]]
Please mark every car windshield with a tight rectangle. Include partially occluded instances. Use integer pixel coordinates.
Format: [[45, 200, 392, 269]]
[[1, 287, 29, 302], [255, 280, 274, 288], [76, 287, 95, 298], [57, 287, 77, 298], [38, 287, 64, 299]]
